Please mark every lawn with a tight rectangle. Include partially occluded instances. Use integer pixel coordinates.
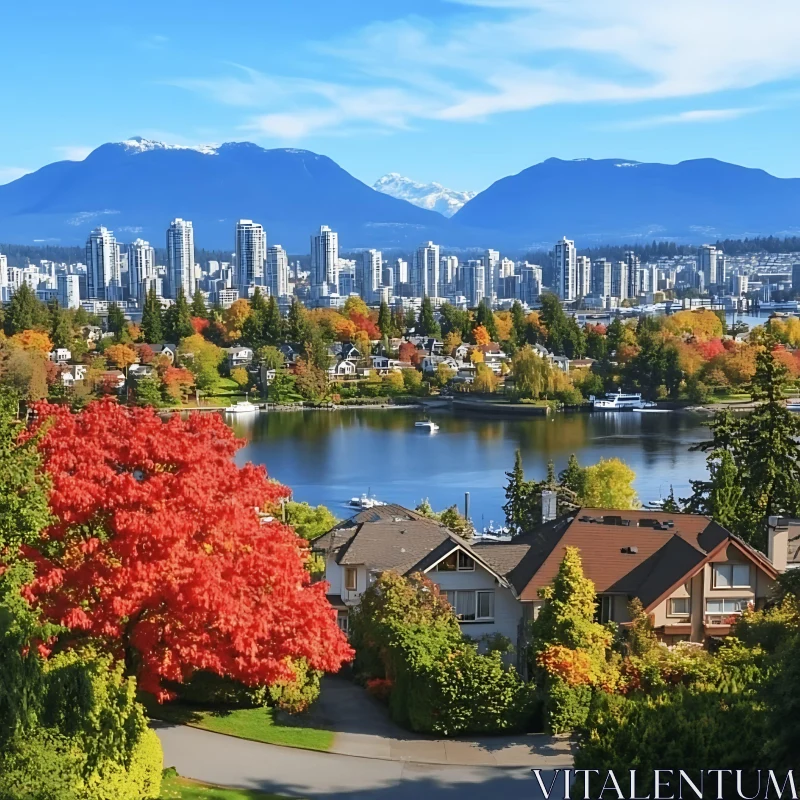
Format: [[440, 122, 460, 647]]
[[160, 774, 294, 799], [149, 703, 334, 752]]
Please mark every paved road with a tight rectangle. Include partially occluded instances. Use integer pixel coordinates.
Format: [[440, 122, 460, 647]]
[[155, 722, 571, 800]]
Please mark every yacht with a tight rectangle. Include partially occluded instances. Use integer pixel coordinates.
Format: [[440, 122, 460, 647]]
[[591, 391, 654, 410], [415, 420, 440, 432], [224, 400, 259, 414], [348, 494, 387, 510]]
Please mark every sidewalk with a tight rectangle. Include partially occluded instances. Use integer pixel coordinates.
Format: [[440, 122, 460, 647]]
[[291, 676, 573, 768]]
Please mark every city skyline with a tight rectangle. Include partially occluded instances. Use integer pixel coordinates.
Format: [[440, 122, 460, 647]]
[[4, 2, 800, 190]]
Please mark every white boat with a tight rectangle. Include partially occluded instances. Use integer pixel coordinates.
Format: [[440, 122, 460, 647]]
[[415, 420, 440, 432], [224, 400, 259, 414], [787, 402, 800, 412], [348, 494, 387, 510], [590, 391, 655, 410]]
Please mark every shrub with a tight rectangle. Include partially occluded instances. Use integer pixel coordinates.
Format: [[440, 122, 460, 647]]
[[543, 678, 592, 734], [268, 658, 322, 714]]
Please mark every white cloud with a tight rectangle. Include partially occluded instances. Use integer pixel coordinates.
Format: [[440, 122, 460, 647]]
[[168, 1, 800, 138], [601, 107, 764, 131], [0, 166, 30, 184], [55, 145, 93, 161]]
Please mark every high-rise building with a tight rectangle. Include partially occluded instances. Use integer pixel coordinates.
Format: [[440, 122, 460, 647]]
[[623, 251, 640, 298], [611, 261, 628, 300], [0, 253, 8, 303], [394, 258, 409, 288], [592, 258, 612, 297], [462, 260, 485, 307], [734, 272, 750, 297], [166, 218, 196, 299], [57, 274, 81, 309], [310, 225, 339, 297], [357, 249, 382, 303], [553, 237, 576, 301], [483, 249, 500, 301], [266, 245, 290, 298], [128, 239, 155, 302], [235, 220, 266, 295], [440, 256, 458, 295], [698, 245, 719, 288], [793, 263, 800, 297], [381, 265, 394, 294], [518, 264, 542, 305], [575, 255, 592, 298], [86, 227, 122, 301], [413, 242, 440, 297]]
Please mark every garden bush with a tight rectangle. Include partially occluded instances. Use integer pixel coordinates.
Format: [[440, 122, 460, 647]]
[[268, 657, 322, 714], [542, 678, 592, 734]]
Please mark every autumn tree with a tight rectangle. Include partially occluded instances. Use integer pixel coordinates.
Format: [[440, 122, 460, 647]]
[[398, 341, 417, 363], [473, 363, 498, 393], [177, 334, 225, 393], [474, 298, 498, 342], [231, 366, 250, 391], [23, 401, 353, 699], [141, 286, 164, 343], [9, 330, 53, 354], [105, 343, 139, 372], [510, 345, 552, 399], [580, 458, 638, 509], [473, 325, 491, 346], [162, 366, 195, 403]]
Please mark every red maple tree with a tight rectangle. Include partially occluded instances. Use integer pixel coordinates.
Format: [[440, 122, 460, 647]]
[[23, 399, 352, 699]]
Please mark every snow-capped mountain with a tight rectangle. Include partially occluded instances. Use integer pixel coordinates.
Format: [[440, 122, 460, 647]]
[[373, 173, 476, 218], [119, 136, 220, 156]]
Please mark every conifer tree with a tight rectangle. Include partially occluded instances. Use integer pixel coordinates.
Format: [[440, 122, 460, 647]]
[[503, 449, 530, 536], [418, 296, 440, 337], [377, 300, 392, 339], [263, 295, 284, 345], [190, 288, 207, 318], [475, 298, 498, 342], [510, 300, 526, 346], [164, 288, 194, 342], [141, 286, 164, 343]]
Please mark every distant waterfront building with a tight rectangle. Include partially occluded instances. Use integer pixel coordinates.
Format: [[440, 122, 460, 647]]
[[611, 261, 629, 301], [733, 272, 750, 297], [624, 251, 640, 298], [462, 260, 485, 307], [592, 258, 612, 297], [575, 255, 592, 298], [166, 218, 196, 299], [358, 249, 382, 303], [483, 249, 500, 301], [310, 225, 339, 298], [394, 258, 409, 288], [698, 245, 719, 288], [235, 220, 266, 295], [0, 253, 8, 302], [266, 245, 290, 298], [413, 242, 440, 297], [440, 255, 458, 295], [553, 237, 576, 301], [518, 263, 542, 305], [86, 227, 122, 301], [381, 265, 394, 294], [57, 273, 81, 310], [128, 239, 155, 302]]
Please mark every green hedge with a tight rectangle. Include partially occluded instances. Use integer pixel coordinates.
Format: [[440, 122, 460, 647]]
[[543, 679, 592, 734]]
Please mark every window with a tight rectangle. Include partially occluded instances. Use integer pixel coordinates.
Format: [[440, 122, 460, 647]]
[[344, 567, 357, 591], [712, 563, 751, 589], [669, 597, 691, 616], [706, 598, 749, 615], [436, 550, 476, 572], [596, 595, 613, 623], [444, 590, 495, 622], [336, 611, 349, 634]]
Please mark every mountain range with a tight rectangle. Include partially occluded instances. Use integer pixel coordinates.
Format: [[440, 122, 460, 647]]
[[1, 139, 799, 252], [372, 173, 476, 217]]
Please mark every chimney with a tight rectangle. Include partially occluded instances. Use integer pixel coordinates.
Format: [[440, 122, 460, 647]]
[[542, 490, 558, 523], [768, 516, 789, 573]]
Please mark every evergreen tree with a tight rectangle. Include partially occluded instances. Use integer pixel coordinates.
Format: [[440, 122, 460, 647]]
[[503, 450, 532, 536], [249, 286, 268, 315], [107, 302, 126, 337], [686, 345, 800, 547], [263, 295, 284, 345], [50, 307, 73, 349], [661, 485, 681, 513], [133, 375, 164, 408], [474, 298, 498, 342], [164, 288, 194, 342], [559, 454, 586, 498], [377, 301, 392, 339], [418, 296, 441, 337], [190, 288, 207, 318], [510, 300, 526, 346], [286, 297, 310, 344], [4, 283, 40, 335], [605, 317, 626, 356], [404, 308, 417, 332], [141, 286, 164, 343]]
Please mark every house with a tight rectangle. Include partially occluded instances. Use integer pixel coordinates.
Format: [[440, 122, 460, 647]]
[[128, 364, 155, 380], [454, 343, 471, 362], [315, 504, 785, 658], [101, 370, 127, 391], [48, 348, 71, 363], [327, 359, 357, 379], [421, 355, 459, 375], [57, 364, 87, 387], [371, 355, 391, 373], [313, 505, 520, 646], [279, 344, 300, 364], [408, 337, 444, 356], [227, 346, 254, 369], [532, 343, 569, 372], [82, 325, 103, 343], [150, 344, 177, 363]]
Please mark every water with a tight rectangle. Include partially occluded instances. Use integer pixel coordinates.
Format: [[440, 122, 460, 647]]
[[229, 408, 711, 527]]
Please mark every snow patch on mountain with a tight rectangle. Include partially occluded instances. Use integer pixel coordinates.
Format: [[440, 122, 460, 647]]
[[120, 136, 219, 156], [373, 173, 476, 218]]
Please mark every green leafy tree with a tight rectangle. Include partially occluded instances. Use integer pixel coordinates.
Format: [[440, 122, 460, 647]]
[[417, 296, 441, 338], [164, 288, 194, 342], [510, 301, 526, 346], [510, 345, 552, 400], [377, 301, 393, 339], [439, 505, 473, 539], [266, 370, 301, 404], [190, 289, 207, 319], [141, 286, 164, 343], [4, 284, 44, 336], [107, 303, 126, 337], [256, 345, 285, 371], [50, 307, 74, 350], [284, 501, 339, 541], [581, 458, 638, 509], [286, 298, 310, 345], [133, 375, 163, 408]]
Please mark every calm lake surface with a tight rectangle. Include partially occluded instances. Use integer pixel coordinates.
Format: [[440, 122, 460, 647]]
[[230, 409, 711, 528]]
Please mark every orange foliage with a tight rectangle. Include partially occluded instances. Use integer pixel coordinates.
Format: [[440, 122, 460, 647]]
[[473, 325, 491, 346], [192, 317, 210, 335], [334, 317, 358, 342], [10, 330, 53, 353], [537, 645, 595, 686], [350, 312, 381, 340], [694, 338, 725, 361], [162, 366, 195, 400], [398, 341, 417, 363], [494, 312, 513, 343], [105, 344, 139, 371]]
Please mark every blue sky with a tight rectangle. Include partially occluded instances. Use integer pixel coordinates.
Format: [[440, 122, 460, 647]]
[[3, 0, 800, 191]]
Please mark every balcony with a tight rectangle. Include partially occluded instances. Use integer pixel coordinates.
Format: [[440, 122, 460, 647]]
[[703, 613, 739, 636]]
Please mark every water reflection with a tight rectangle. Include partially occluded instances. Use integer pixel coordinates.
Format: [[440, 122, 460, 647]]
[[230, 408, 710, 525]]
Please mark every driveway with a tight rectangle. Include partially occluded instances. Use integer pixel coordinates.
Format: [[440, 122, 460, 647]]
[[156, 722, 570, 800]]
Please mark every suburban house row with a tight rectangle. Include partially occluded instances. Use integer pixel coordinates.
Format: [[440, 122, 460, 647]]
[[313, 503, 799, 665]]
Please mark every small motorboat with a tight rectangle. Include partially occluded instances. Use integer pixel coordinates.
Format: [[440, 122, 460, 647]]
[[415, 420, 440, 432], [348, 493, 387, 510], [787, 401, 800, 412], [225, 400, 259, 414]]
